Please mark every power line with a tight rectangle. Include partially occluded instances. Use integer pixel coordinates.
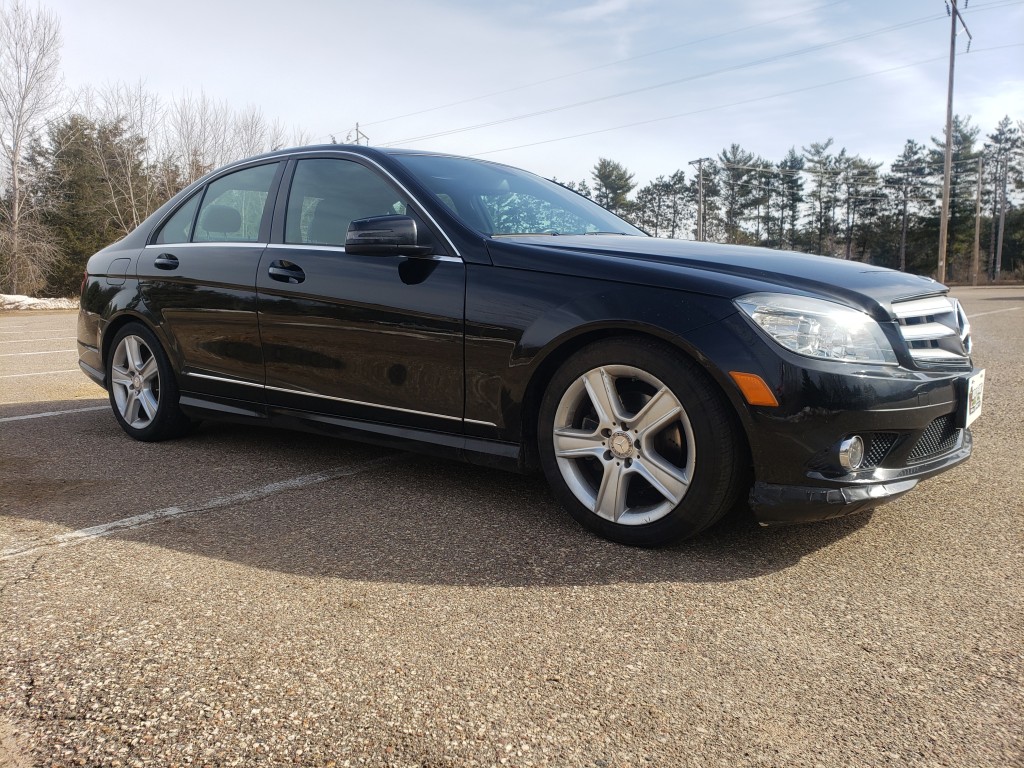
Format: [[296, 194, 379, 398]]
[[381, 10, 968, 148], [315, 0, 848, 140], [331, 0, 1021, 146], [467, 43, 1023, 159]]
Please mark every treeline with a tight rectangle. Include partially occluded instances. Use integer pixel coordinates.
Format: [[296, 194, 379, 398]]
[[558, 114, 1023, 284], [1, 2, 1022, 297], [16, 84, 310, 295], [0, 2, 310, 296]]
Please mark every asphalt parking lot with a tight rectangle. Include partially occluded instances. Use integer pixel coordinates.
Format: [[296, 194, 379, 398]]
[[1, 286, 1022, 768]]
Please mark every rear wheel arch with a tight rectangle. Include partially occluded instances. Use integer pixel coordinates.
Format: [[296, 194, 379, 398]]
[[104, 321, 192, 441], [101, 313, 171, 380]]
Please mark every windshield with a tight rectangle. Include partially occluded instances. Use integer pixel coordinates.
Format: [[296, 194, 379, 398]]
[[392, 153, 646, 238]]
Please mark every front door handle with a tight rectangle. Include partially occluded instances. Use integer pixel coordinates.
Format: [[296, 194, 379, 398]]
[[154, 253, 179, 270], [268, 260, 305, 284]]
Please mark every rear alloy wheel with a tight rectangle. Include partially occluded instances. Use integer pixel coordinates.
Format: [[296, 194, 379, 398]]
[[538, 338, 746, 546], [107, 323, 191, 441]]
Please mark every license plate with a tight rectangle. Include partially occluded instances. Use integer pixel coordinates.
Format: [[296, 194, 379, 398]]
[[965, 369, 985, 427]]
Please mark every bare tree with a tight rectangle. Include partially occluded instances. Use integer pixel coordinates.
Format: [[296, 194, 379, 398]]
[[167, 90, 234, 184], [233, 104, 280, 159], [289, 126, 314, 148], [83, 80, 165, 235], [0, 0, 63, 294]]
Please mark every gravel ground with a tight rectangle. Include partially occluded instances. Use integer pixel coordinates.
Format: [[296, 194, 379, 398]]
[[1, 288, 1021, 767]]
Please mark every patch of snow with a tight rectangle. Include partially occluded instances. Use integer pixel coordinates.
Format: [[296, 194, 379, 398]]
[[0, 294, 79, 311]]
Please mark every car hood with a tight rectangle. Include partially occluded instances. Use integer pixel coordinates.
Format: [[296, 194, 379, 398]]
[[489, 235, 945, 319]]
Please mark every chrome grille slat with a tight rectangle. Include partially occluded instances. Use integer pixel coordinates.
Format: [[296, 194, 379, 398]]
[[900, 322, 958, 341], [891, 296, 954, 318], [891, 295, 971, 368]]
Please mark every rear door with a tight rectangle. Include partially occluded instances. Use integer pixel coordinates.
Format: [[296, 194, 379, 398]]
[[137, 162, 283, 404], [256, 155, 466, 433]]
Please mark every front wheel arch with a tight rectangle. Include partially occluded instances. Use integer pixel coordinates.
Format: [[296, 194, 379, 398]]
[[535, 335, 751, 545], [521, 329, 753, 474]]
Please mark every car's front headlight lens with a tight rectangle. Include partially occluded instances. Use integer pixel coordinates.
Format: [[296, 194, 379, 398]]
[[736, 293, 898, 365]]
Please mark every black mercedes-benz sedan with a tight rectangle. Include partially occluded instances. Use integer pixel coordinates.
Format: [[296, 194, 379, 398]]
[[77, 145, 984, 546]]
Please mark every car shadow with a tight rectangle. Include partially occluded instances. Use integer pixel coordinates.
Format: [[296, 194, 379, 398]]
[[2, 400, 874, 588]]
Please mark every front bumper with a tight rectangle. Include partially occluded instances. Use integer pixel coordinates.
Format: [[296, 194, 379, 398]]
[[687, 314, 981, 526], [751, 429, 972, 524]]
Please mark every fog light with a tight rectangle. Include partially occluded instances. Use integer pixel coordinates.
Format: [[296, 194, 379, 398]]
[[838, 436, 865, 471]]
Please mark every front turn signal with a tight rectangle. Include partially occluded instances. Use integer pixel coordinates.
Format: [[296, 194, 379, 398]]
[[729, 372, 779, 407]]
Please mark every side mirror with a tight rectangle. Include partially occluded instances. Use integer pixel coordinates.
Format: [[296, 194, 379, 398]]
[[345, 215, 433, 257]]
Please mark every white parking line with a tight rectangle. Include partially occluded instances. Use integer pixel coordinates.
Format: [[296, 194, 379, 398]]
[[0, 336, 77, 343], [0, 349, 76, 357], [968, 307, 1021, 319], [0, 406, 107, 423], [0, 369, 79, 378], [0, 456, 397, 561]]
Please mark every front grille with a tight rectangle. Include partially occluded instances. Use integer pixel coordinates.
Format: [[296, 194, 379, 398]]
[[891, 296, 971, 369], [908, 415, 961, 462]]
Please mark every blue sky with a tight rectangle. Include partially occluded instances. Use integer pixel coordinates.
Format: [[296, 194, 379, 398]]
[[47, 0, 1024, 185]]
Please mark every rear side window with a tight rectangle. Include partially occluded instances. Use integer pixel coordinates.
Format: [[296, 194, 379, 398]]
[[154, 191, 201, 244], [193, 163, 279, 243], [285, 159, 408, 247]]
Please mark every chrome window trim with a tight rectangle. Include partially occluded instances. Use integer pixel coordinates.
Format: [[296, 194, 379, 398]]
[[144, 242, 268, 250], [283, 150, 462, 260], [264, 243, 461, 263]]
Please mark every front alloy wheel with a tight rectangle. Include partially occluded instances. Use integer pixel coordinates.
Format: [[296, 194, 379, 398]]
[[538, 338, 746, 546], [552, 364, 695, 527]]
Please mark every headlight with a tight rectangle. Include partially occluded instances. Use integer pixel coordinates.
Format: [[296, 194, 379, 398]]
[[736, 293, 897, 365]]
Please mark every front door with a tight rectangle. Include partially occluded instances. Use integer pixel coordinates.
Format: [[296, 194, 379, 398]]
[[256, 156, 465, 433]]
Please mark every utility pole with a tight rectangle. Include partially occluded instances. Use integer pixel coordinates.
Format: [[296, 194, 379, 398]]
[[995, 155, 1007, 281], [346, 123, 370, 146], [688, 157, 711, 241], [971, 155, 982, 285], [937, 0, 972, 284]]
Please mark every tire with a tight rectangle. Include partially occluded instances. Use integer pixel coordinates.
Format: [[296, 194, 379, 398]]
[[106, 322, 191, 442], [537, 337, 747, 546]]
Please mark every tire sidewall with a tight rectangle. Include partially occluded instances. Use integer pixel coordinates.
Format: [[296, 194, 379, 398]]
[[538, 337, 742, 546], [106, 322, 187, 442]]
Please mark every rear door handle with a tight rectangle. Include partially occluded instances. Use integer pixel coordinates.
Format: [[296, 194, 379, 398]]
[[268, 260, 305, 284], [154, 253, 179, 270]]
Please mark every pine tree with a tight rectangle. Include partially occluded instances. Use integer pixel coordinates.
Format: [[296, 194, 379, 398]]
[[591, 158, 635, 216], [929, 115, 981, 281]]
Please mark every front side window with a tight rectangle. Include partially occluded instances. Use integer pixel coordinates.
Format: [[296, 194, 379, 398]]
[[193, 163, 279, 243], [285, 158, 408, 247]]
